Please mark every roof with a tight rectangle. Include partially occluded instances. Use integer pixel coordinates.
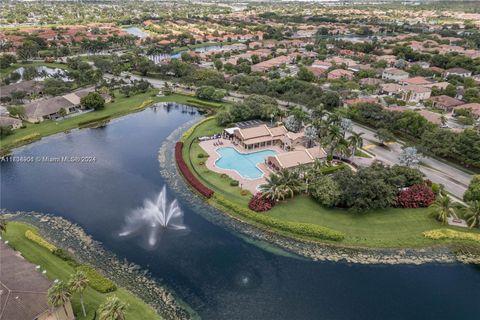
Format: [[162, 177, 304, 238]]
[[454, 103, 480, 116], [418, 110, 442, 124], [430, 95, 464, 108], [0, 81, 44, 98], [400, 77, 432, 86], [25, 96, 74, 119], [0, 116, 22, 127], [383, 68, 409, 76], [402, 85, 431, 94], [268, 147, 326, 169], [0, 242, 52, 320], [446, 67, 471, 74]]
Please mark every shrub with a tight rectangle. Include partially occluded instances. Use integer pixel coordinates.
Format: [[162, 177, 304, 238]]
[[186, 99, 220, 108], [14, 133, 41, 145], [214, 194, 344, 241], [431, 183, 441, 194], [309, 175, 341, 207], [197, 153, 206, 158], [230, 180, 239, 187], [25, 230, 57, 252], [240, 190, 249, 196], [180, 117, 215, 142], [175, 142, 214, 198], [396, 184, 436, 208], [423, 229, 480, 242], [248, 193, 275, 212], [78, 115, 110, 127], [53, 248, 79, 267], [76, 265, 117, 293]]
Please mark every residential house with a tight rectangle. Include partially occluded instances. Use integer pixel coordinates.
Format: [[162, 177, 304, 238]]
[[445, 67, 472, 78], [429, 95, 464, 111], [400, 76, 432, 86], [24, 96, 76, 122], [417, 110, 442, 125], [266, 147, 327, 171], [400, 85, 431, 103], [0, 81, 45, 99], [382, 68, 409, 82], [327, 69, 354, 80], [251, 55, 293, 73], [232, 124, 305, 150], [0, 241, 74, 320], [380, 83, 403, 95], [359, 78, 384, 86], [454, 103, 480, 118], [0, 116, 22, 129]]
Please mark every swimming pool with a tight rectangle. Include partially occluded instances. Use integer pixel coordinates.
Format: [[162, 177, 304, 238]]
[[215, 147, 277, 179]]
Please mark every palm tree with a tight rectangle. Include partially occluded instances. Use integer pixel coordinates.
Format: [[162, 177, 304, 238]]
[[260, 169, 302, 201], [48, 282, 72, 319], [68, 271, 89, 317], [325, 125, 343, 157], [98, 295, 128, 320], [0, 218, 7, 235], [464, 200, 480, 229], [431, 194, 456, 224], [347, 132, 364, 159]]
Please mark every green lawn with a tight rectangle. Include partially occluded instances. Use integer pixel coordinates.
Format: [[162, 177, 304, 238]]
[[0, 91, 225, 153], [182, 117, 480, 249], [3, 222, 161, 320], [182, 117, 252, 207]]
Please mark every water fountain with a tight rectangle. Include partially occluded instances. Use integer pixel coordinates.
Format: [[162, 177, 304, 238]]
[[119, 186, 186, 247]]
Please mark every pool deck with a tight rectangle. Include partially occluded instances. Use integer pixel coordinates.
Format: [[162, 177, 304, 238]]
[[199, 138, 284, 193]]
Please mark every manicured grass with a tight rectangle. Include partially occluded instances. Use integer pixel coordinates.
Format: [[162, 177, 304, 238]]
[[268, 196, 480, 248], [0, 91, 225, 153], [3, 222, 161, 320], [182, 117, 251, 206], [182, 118, 480, 249]]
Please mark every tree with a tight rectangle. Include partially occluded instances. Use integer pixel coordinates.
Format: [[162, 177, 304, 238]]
[[399, 147, 420, 167], [431, 194, 456, 224], [297, 66, 315, 82], [260, 169, 302, 201], [59, 108, 67, 118], [284, 115, 302, 133], [48, 282, 72, 319], [0, 125, 13, 137], [464, 201, 480, 229], [347, 132, 363, 159], [320, 91, 340, 111], [0, 218, 7, 234], [375, 128, 395, 145], [98, 295, 128, 320], [68, 271, 89, 317], [81, 92, 105, 110], [309, 175, 341, 207], [464, 175, 480, 202]]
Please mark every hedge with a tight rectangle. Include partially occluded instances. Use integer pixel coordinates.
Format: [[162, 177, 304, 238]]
[[423, 229, 480, 242], [175, 141, 214, 198], [13, 133, 41, 145], [76, 265, 117, 293], [214, 194, 345, 241], [25, 230, 57, 252]]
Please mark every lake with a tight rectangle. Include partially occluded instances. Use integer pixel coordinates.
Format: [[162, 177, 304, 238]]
[[1, 104, 479, 320]]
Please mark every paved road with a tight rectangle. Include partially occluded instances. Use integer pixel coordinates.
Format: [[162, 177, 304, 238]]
[[351, 123, 472, 199], [107, 73, 474, 199]]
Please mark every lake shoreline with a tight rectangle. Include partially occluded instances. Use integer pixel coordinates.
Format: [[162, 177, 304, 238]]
[[1, 210, 197, 320], [164, 119, 480, 266]]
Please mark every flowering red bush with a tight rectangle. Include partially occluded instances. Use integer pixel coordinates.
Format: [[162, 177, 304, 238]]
[[396, 184, 435, 208], [175, 142, 214, 198], [248, 193, 275, 212]]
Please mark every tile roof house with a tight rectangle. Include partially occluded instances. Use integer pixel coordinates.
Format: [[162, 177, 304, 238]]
[[0, 116, 22, 129], [382, 68, 409, 82], [0, 81, 45, 99], [0, 241, 74, 320], [429, 95, 464, 111], [454, 103, 480, 118], [445, 67, 472, 78], [267, 147, 327, 171], [327, 69, 354, 80], [24, 96, 75, 123], [400, 76, 432, 86], [232, 124, 306, 150], [400, 85, 431, 103]]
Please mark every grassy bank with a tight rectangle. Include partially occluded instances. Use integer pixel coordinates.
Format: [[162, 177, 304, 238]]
[[182, 116, 480, 249], [3, 222, 161, 320], [0, 91, 224, 153]]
